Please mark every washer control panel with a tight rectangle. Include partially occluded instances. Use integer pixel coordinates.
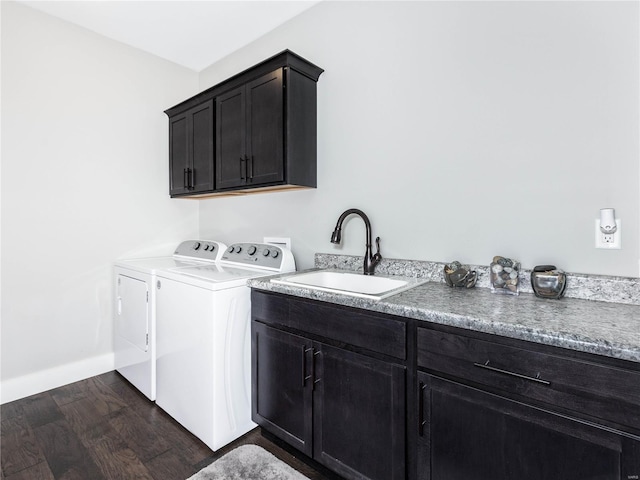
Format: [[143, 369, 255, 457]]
[[220, 243, 296, 272], [173, 240, 227, 262]]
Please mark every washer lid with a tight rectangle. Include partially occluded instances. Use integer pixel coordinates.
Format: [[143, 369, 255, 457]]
[[159, 264, 272, 289], [114, 256, 207, 273]]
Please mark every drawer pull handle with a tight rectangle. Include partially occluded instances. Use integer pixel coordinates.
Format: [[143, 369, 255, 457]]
[[473, 360, 551, 385]]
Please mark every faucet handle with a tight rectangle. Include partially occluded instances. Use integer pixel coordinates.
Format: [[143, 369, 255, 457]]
[[373, 237, 382, 266]]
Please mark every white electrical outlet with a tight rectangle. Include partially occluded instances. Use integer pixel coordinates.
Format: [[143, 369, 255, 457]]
[[595, 219, 621, 249]]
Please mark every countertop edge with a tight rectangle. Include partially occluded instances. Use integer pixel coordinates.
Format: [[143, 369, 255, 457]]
[[248, 274, 640, 364]]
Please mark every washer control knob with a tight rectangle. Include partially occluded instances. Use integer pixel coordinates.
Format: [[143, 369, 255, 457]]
[[271, 250, 279, 258], [228, 246, 235, 253], [236, 246, 242, 254], [193, 242, 201, 250], [263, 249, 270, 257], [248, 246, 257, 256]]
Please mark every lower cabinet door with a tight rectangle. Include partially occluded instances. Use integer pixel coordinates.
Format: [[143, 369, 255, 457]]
[[252, 322, 313, 456], [314, 343, 406, 480], [417, 372, 640, 480]]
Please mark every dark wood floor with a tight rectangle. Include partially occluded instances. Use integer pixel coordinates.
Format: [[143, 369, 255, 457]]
[[0, 371, 335, 480]]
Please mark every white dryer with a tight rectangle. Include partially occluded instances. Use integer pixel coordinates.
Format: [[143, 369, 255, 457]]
[[113, 240, 226, 400], [155, 242, 295, 451]]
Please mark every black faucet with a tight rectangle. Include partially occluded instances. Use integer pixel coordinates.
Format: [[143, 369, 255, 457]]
[[330, 208, 382, 275]]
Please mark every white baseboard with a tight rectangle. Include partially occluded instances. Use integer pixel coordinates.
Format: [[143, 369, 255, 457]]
[[1, 352, 115, 404]]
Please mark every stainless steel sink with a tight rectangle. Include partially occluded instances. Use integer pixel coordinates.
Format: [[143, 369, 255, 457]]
[[271, 269, 426, 300]]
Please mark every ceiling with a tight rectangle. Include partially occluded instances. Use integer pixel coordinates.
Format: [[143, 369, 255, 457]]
[[18, 1, 320, 72]]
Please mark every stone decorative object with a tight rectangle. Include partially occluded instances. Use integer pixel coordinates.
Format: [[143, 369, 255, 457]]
[[490, 256, 520, 295], [444, 261, 477, 288]]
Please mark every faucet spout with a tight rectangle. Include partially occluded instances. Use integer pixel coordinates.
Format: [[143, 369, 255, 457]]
[[330, 208, 382, 275]]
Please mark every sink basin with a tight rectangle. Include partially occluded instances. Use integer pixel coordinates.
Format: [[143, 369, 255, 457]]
[[271, 270, 425, 300]]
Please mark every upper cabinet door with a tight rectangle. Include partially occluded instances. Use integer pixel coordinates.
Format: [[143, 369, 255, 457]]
[[190, 100, 214, 194], [216, 69, 284, 190], [246, 69, 284, 186], [168, 100, 214, 196], [216, 86, 247, 190], [168, 114, 189, 196]]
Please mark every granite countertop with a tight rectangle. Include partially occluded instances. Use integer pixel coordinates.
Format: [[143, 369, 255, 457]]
[[249, 256, 640, 364]]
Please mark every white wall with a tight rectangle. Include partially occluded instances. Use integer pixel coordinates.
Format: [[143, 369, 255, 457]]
[[1, 0, 638, 404], [198, 1, 639, 278], [1, 2, 200, 403]]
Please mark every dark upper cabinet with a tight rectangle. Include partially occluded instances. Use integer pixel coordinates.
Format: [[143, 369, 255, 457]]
[[168, 100, 214, 196], [215, 85, 246, 190], [165, 50, 323, 198], [216, 69, 284, 190]]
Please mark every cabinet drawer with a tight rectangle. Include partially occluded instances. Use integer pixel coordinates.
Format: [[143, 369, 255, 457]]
[[252, 290, 289, 323], [417, 327, 640, 433], [252, 291, 406, 360]]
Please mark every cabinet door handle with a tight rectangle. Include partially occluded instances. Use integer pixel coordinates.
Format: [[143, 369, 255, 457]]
[[473, 360, 551, 385], [239, 157, 245, 180], [418, 382, 427, 437], [248, 156, 254, 181], [312, 350, 321, 389], [189, 168, 195, 189], [183, 168, 189, 188], [301, 346, 312, 387]]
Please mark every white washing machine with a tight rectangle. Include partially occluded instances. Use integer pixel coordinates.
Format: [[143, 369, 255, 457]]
[[155, 242, 295, 451], [113, 240, 226, 400]]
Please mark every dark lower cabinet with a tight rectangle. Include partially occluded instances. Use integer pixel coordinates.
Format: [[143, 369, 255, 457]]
[[252, 292, 406, 480], [253, 322, 312, 456], [252, 290, 640, 480], [417, 372, 640, 480], [314, 343, 405, 480], [416, 326, 640, 480]]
